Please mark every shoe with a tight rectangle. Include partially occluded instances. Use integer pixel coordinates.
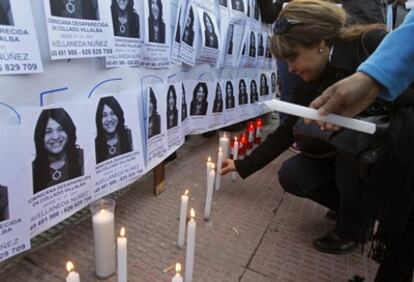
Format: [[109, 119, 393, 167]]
[[289, 142, 301, 153], [325, 210, 337, 221], [313, 230, 356, 254]]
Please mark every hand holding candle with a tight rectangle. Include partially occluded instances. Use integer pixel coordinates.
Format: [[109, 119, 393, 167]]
[[185, 209, 196, 282], [66, 261, 80, 282], [177, 189, 189, 247], [172, 263, 183, 282], [117, 227, 127, 282]]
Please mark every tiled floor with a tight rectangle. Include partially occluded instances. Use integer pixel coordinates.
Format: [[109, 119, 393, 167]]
[[0, 123, 379, 281]]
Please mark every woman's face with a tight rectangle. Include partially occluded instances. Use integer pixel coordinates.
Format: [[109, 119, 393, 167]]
[[117, 0, 128, 10], [44, 118, 68, 155], [216, 87, 222, 99], [151, 0, 160, 20], [226, 84, 232, 97], [102, 104, 119, 134], [196, 86, 205, 102], [286, 45, 329, 82], [168, 92, 175, 110], [205, 16, 213, 33], [149, 100, 154, 115]]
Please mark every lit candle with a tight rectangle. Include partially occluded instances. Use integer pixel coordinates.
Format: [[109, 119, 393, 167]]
[[185, 209, 196, 282], [117, 227, 127, 282], [206, 156, 213, 183], [215, 147, 223, 191], [66, 261, 80, 282], [92, 208, 116, 278], [178, 189, 189, 247], [204, 164, 216, 220], [219, 133, 230, 159], [231, 137, 239, 181], [172, 263, 183, 282]]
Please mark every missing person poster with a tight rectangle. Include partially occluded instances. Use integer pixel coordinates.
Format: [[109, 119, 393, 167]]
[[0, 126, 31, 262], [92, 92, 144, 199], [0, 0, 43, 75], [225, 23, 244, 67], [209, 81, 224, 129], [165, 83, 184, 151], [179, 82, 192, 136], [197, 8, 220, 65], [21, 103, 95, 237], [217, 1, 231, 68], [230, 0, 246, 23], [248, 77, 261, 116], [246, 29, 257, 67], [146, 84, 168, 168], [223, 79, 237, 124], [44, 0, 115, 60], [236, 78, 250, 120], [179, 4, 199, 66], [142, 0, 171, 68], [105, 0, 144, 67], [170, 0, 186, 64], [185, 80, 213, 133]]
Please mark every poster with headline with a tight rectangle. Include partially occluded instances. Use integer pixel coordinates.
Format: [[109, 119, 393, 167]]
[[21, 102, 95, 237], [223, 79, 237, 124], [216, 0, 230, 68], [44, 0, 116, 60], [247, 29, 257, 67], [197, 8, 220, 65], [142, 0, 171, 68], [0, 0, 43, 74], [105, 0, 144, 67], [180, 82, 192, 135], [165, 83, 185, 151], [146, 85, 168, 169], [236, 78, 250, 121], [248, 77, 261, 116], [270, 71, 277, 96], [92, 92, 144, 200], [256, 31, 265, 67], [230, 0, 246, 23], [209, 81, 225, 129], [259, 72, 271, 101], [185, 80, 212, 134], [179, 4, 199, 66], [0, 126, 31, 262], [170, 0, 186, 64]]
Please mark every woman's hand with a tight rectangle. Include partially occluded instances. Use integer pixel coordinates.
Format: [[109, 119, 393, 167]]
[[221, 159, 236, 175]]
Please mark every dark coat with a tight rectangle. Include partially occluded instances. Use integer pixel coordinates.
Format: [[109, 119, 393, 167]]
[[190, 101, 208, 115], [148, 114, 161, 138], [148, 19, 166, 43], [112, 8, 140, 38]]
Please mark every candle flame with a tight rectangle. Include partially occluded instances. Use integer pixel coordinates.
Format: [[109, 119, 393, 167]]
[[175, 262, 181, 273], [234, 137, 238, 141], [66, 261, 74, 273], [219, 146, 222, 152], [100, 209, 105, 214], [190, 208, 195, 218], [120, 227, 125, 237], [207, 156, 211, 162], [184, 189, 189, 196]]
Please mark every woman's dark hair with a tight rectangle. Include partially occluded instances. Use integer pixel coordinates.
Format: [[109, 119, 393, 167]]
[[261, 74, 267, 84], [203, 12, 215, 34], [226, 81, 233, 96], [33, 108, 81, 190], [112, 0, 134, 14], [95, 96, 132, 163], [215, 83, 222, 99], [148, 0, 163, 20], [149, 88, 158, 114], [167, 85, 177, 111], [187, 6, 194, 26], [251, 80, 257, 91], [192, 82, 208, 103], [239, 79, 246, 93]]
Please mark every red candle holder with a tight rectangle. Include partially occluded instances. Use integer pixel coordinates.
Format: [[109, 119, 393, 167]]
[[254, 118, 263, 145]]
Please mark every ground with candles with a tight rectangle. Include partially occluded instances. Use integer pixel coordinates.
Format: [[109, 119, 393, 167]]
[[0, 118, 378, 281]]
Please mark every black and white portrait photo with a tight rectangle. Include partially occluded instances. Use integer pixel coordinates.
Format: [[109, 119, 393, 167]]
[[265, 35, 272, 58], [181, 83, 188, 122], [0, 185, 9, 222], [190, 82, 208, 116], [260, 73, 269, 96], [238, 79, 248, 105], [0, 0, 14, 26], [219, 0, 228, 7], [271, 72, 276, 93], [148, 88, 161, 139], [95, 96, 133, 164], [231, 0, 245, 12], [50, 0, 100, 20], [257, 33, 264, 56], [249, 31, 256, 57], [166, 85, 179, 129], [213, 83, 224, 113], [227, 24, 234, 55], [174, 8, 181, 43], [148, 0, 166, 43], [203, 12, 218, 49], [111, 0, 140, 38], [225, 81, 235, 109], [250, 80, 259, 103], [182, 6, 194, 46], [32, 108, 84, 194], [254, 0, 259, 20]]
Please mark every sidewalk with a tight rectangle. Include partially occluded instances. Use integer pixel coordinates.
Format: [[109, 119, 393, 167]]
[[0, 123, 378, 282]]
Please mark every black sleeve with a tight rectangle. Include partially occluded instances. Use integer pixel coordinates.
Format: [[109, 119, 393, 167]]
[[257, 0, 287, 24], [234, 114, 297, 179], [360, 29, 388, 59]]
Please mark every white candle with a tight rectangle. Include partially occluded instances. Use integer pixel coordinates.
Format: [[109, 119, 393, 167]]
[[206, 156, 213, 186], [231, 137, 239, 181], [185, 209, 196, 282], [117, 227, 127, 282], [215, 147, 223, 191], [172, 263, 183, 282], [66, 261, 80, 282], [261, 99, 376, 134], [177, 189, 189, 247], [219, 134, 230, 159], [204, 165, 216, 220], [92, 209, 116, 278]]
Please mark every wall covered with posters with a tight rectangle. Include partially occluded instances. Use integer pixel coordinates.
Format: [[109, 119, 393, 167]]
[[0, 0, 278, 262]]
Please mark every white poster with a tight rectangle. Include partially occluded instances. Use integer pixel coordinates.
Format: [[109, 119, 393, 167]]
[[105, 0, 144, 67], [170, 0, 186, 64], [21, 103, 95, 237], [223, 79, 237, 124], [165, 83, 184, 151], [237, 78, 250, 121], [179, 4, 199, 66], [142, 0, 171, 68], [230, 0, 246, 23], [209, 81, 224, 129], [247, 30, 257, 67], [197, 8, 220, 65], [0, 0, 43, 74], [44, 0, 116, 60], [216, 0, 230, 68], [92, 93, 144, 199], [270, 71, 277, 96], [259, 72, 271, 100], [186, 80, 212, 133], [248, 77, 261, 116], [256, 31, 265, 67], [180, 82, 192, 135], [0, 126, 31, 262], [146, 85, 168, 168], [238, 30, 249, 67]]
